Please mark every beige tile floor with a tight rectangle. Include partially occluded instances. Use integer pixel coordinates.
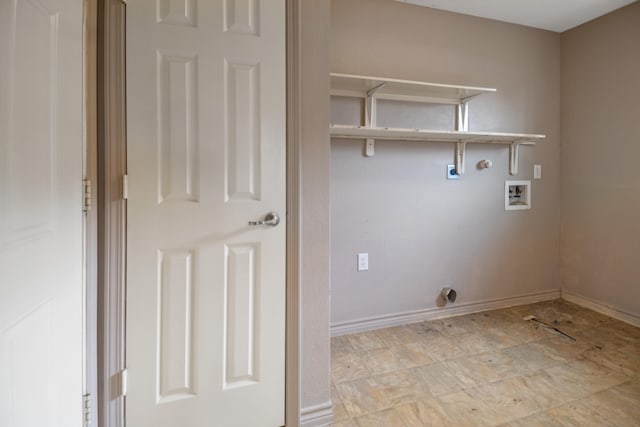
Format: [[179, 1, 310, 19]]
[[330, 299, 640, 426]]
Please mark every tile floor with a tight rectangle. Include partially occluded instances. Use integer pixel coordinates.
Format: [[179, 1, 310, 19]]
[[330, 299, 640, 426]]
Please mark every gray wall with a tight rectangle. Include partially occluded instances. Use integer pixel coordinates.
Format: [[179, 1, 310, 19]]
[[330, 0, 562, 325], [560, 2, 640, 315]]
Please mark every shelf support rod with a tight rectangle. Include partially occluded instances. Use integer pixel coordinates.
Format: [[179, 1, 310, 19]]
[[455, 141, 467, 175], [364, 94, 373, 127], [509, 142, 520, 175], [364, 93, 375, 156], [364, 83, 385, 127], [363, 83, 385, 157], [455, 102, 469, 131]]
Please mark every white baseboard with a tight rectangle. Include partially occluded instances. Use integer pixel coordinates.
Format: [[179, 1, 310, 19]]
[[300, 401, 333, 427], [331, 289, 561, 337], [561, 290, 640, 327]]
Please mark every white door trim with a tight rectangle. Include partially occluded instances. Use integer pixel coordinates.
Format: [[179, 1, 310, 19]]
[[97, 1, 126, 426], [286, 0, 302, 425], [83, 1, 99, 426]]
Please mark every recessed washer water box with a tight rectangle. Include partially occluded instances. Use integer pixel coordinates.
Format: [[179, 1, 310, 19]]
[[505, 180, 531, 210]]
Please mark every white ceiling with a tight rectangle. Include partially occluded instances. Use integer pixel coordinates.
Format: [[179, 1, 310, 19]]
[[395, 0, 637, 32]]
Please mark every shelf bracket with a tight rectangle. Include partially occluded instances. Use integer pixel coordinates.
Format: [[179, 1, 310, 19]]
[[364, 94, 374, 127], [509, 142, 520, 175], [365, 139, 375, 157], [363, 83, 385, 157], [365, 83, 385, 127], [455, 141, 467, 175], [366, 82, 387, 97], [364, 91, 376, 156], [454, 98, 470, 174], [455, 102, 469, 132]]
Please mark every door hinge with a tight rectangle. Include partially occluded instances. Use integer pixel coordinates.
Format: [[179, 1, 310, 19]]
[[83, 393, 91, 426], [83, 179, 92, 213], [122, 174, 128, 200], [115, 368, 128, 397]]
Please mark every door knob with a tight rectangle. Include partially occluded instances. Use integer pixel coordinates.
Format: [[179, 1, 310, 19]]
[[248, 212, 280, 227]]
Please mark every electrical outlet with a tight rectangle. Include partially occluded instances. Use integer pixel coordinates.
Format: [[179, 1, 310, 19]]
[[447, 164, 460, 180], [357, 253, 368, 271], [534, 164, 542, 179]]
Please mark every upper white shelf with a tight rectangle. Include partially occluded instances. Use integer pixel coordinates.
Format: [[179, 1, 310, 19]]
[[330, 72, 496, 105]]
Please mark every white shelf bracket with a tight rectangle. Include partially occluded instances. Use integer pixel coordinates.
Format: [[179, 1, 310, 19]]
[[363, 83, 385, 157], [455, 102, 469, 131], [366, 82, 387, 98], [364, 94, 373, 127], [455, 141, 467, 175], [454, 103, 469, 173], [364, 94, 376, 156], [509, 142, 520, 175], [365, 138, 375, 157], [365, 83, 385, 127]]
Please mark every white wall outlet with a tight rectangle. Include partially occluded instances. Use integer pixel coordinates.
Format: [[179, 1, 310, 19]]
[[357, 253, 369, 271], [534, 164, 542, 179], [447, 164, 460, 180]]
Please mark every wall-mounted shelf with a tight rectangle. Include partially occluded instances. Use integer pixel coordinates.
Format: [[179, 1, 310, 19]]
[[330, 125, 543, 144], [330, 73, 496, 104], [329, 73, 545, 176]]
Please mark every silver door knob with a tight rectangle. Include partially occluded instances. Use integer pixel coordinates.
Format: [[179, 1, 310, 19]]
[[248, 212, 280, 227]]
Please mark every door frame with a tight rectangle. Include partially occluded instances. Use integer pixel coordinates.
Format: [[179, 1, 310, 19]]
[[84, 1, 99, 426], [286, 0, 302, 424], [97, 1, 303, 425], [97, 0, 127, 426]]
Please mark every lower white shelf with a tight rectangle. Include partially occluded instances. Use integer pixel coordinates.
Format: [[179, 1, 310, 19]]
[[330, 124, 544, 144], [330, 124, 546, 176]]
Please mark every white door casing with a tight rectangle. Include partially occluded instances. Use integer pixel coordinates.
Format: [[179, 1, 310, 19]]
[[0, 0, 84, 426], [126, 1, 286, 426]]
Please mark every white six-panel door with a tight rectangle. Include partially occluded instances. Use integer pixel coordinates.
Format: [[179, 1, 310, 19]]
[[126, 1, 286, 426], [0, 0, 84, 426]]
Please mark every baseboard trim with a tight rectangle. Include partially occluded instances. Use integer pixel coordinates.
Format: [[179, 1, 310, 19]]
[[561, 290, 640, 327], [331, 289, 561, 337], [299, 400, 333, 427]]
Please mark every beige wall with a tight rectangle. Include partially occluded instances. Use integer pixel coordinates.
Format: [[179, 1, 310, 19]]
[[298, 0, 640, 420], [298, 0, 332, 415], [330, 0, 562, 325], [560, 2, 640, 315]]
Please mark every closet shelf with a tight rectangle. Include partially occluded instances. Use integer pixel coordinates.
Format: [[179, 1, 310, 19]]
[[329, 72, 546, 176], [330, 73, 496, 104], [330, 125, 544, 145]]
